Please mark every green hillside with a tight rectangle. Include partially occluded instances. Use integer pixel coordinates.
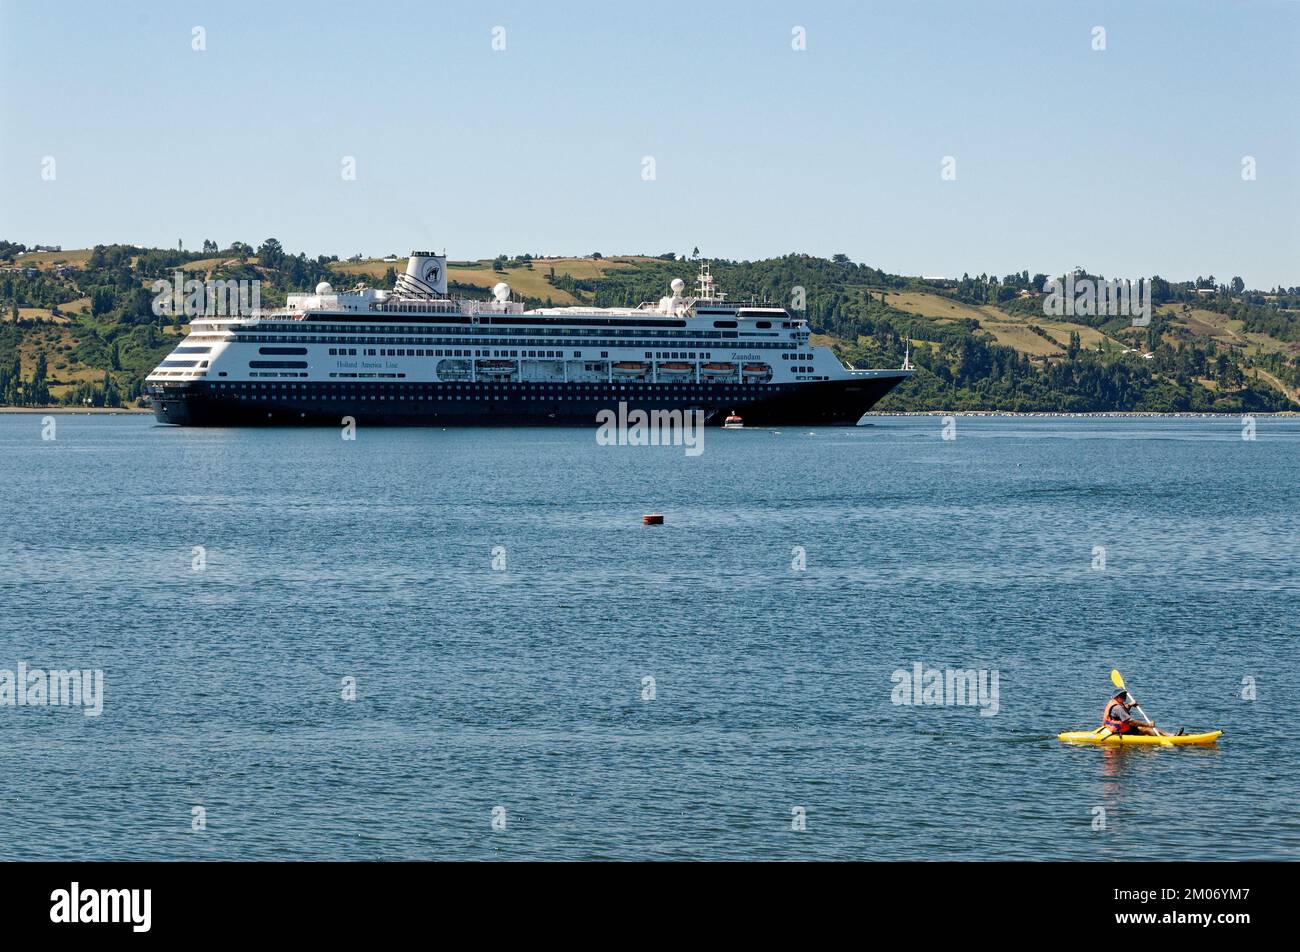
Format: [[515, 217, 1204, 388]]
[[2, 239, 1296, 412]]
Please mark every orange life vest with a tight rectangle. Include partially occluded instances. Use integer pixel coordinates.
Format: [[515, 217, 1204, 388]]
[[1102, 698, 1131, 733]]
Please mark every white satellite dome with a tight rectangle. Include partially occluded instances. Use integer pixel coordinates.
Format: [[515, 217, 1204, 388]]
[[670, 278, 685, 294], [315, 281, 333, 294], [492, 282, 510, 302]]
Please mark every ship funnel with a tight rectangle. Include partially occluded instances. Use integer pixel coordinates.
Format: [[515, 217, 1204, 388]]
[[395, 251, 448, 297]]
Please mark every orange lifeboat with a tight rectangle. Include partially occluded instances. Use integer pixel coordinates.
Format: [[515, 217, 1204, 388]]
[[657, 362, 693, 374], [701, 362, 735, 375], [612, 361, 649, 375], [723, 413, 744, 428]]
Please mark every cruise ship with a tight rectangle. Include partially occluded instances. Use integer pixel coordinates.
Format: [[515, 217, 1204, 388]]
[[146, 252, 912, 426]]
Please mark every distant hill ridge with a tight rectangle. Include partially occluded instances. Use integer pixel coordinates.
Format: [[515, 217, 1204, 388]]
[[1, 241, 1296, 412]]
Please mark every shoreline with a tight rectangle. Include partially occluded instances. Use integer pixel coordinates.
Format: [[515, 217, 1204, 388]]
[[0, 406, 153, 414], [866, 410, 1299, 418], [1, 406, 1295, 419]]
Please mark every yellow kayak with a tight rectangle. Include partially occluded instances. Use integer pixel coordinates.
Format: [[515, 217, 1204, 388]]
[[1058, 729, 1222, 746]]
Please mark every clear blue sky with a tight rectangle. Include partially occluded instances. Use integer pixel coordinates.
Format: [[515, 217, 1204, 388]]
[[2, 0, 1297, 287]]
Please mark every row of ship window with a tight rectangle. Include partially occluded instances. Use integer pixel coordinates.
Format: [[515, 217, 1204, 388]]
[[322, 347, 725, 360], [246, 374, 823, 382], [226, 393, 761, 401], [242, 329, 752, 340], [328, 348, 575, 358], [234, 320, 804, 333], [243, 336, 792, 349], [229, 373, 833, 383], [248, 324, 763, 338], [209, 382, 777, 392]]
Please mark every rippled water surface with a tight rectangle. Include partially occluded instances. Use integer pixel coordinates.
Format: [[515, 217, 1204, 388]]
[[1, 413, 1297, 860]]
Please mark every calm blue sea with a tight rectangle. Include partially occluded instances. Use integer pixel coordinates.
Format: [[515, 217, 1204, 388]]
[[1, 413, 1297, 860]]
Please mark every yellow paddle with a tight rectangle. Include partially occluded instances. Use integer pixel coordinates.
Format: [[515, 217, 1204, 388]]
[[1111, 669, 1173, 747]]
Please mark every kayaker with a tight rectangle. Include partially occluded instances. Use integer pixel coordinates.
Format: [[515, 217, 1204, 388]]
[[1102, 689, 1170, 737]]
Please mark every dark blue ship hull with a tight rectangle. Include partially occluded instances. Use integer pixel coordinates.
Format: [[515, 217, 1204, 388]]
[[149, 373, 911, 427]]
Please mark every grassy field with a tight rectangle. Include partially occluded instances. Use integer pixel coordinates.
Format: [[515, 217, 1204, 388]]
[[1038, 321, 1123, 352], [178, 256, 250, 273], [17, 325, 102, 395], [977, 322, 1063, 356], [1158, 303, 1291, 357], [449, 263, 582, 304], [5, 249, 93, 270], [886, 288, 1133, 357], [15, 295, 90, 324], [330, 255, 655, 306], [888, 290, 1007, 323]]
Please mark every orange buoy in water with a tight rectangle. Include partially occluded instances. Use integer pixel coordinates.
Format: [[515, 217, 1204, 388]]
[[643, 513, 664, 525]]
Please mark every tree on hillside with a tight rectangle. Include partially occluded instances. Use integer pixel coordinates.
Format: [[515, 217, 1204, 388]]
[[258, 238, 285, 270], [1146, 323, 1161, 353], [91, 287, 114, 316], [1150, 276, 1172, 304]]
